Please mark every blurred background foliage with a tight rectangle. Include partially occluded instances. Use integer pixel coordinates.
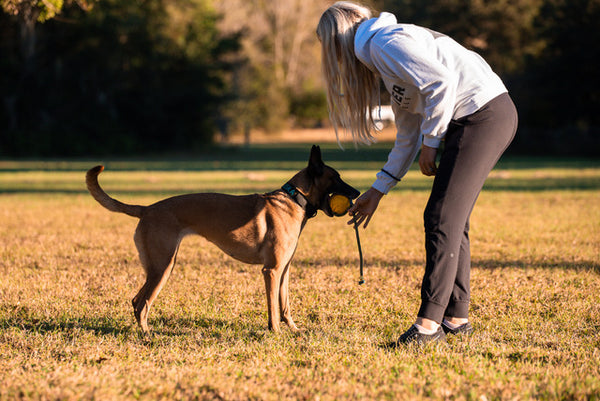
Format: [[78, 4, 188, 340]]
[[0, 0, 598, 156]]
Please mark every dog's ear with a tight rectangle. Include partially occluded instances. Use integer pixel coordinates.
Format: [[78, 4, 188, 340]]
[[307, 145, 324, 177]]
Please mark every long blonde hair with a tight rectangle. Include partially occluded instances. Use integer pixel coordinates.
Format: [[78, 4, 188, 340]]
[[317, 1, 380, 145]]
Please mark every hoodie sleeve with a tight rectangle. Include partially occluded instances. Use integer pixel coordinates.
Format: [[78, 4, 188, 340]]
[[372, 110, 422, 194], [370, 32, 457, 148]]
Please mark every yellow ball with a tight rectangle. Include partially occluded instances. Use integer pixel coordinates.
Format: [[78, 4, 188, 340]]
[[329, 194, 352, 216]]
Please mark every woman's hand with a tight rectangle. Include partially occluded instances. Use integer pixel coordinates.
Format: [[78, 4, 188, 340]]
[[347, 187, 384, 229], [419, 145, 438, 176]]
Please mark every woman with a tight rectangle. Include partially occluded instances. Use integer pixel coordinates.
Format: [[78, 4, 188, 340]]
[[317, 2, 517, 345]]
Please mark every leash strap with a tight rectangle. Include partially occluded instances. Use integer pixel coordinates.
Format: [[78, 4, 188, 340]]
[[282, 183, 364, 283], [353, 221, 365, 285]]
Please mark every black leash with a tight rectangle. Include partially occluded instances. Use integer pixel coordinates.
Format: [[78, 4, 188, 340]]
[[284, 185, 365, 283], [353, 219, 365, 285]]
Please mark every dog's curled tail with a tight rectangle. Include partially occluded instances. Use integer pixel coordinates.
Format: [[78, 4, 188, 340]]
[[86, 166, 144, 218]]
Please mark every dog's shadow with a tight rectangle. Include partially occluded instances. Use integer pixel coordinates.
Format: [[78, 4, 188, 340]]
[[141, 315, 270, 340], [1, 315, 130, 336], [2, 313, 268, 343]]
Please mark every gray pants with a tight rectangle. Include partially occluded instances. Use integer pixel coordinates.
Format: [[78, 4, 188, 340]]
[[418, 93, 518, 323]]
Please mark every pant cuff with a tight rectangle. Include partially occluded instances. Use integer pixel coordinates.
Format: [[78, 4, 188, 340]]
[[444, 301, 470, 319], [417, 301, 446, 323]]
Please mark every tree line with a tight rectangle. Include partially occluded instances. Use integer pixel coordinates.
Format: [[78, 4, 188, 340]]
[[1, 0, 598, 156]]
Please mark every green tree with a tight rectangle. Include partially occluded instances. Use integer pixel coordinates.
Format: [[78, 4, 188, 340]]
[[214, 0, 327, 134], [1, 0, 66, 66], [0, 0, 240, 156], [511, 0, 600, 155], [533, 0, 599, 128]]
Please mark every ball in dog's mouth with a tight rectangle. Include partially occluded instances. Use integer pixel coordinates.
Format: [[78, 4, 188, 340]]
[[328, 194, 352, 216]]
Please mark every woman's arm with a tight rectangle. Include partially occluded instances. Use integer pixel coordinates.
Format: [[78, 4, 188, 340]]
[[371, 110, 422, 194]]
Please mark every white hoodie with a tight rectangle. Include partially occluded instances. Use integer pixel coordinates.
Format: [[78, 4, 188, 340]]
[[355, 12, 507, 194]]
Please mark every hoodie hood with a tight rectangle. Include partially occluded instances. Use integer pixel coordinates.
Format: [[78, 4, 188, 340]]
[[354, 12, 398, 71]]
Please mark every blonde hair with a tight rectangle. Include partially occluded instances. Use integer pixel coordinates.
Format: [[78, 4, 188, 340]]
[[317, 1, 380, 145]]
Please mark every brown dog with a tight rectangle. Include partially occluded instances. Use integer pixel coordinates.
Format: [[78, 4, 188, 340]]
[[86, 146, 359, 333]]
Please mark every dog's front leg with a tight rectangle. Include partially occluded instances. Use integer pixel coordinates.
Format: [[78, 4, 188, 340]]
[[262, 265, 283, 332], [279, 262, 300, 332]]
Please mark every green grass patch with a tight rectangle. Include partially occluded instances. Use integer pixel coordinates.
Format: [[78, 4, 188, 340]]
[[0, 154, 599, 399]]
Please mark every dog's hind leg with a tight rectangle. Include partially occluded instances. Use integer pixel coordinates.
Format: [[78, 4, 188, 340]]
[[132, 224, 181, 333], [279, 261, 300, 332]]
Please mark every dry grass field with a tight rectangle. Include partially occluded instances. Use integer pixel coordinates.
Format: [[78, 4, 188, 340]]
[[0, 146, 599, 400]]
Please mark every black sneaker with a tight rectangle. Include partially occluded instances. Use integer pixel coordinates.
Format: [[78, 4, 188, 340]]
[[441, 321, 473, 335], [397, 324, 446, 345]]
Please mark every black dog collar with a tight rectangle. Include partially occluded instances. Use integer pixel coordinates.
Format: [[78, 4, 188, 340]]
[[281, 183, 318, 218]]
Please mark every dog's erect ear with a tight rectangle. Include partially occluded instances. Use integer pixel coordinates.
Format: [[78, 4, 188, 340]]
[[307, 145, 324, 177]]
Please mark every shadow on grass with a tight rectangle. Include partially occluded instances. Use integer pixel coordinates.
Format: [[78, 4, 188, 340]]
[[375, 338, 452, 351], [1, 145, 598, 172], [0, 307, 270, 340], [147, 315, 269, 340], [0, 144, 395, 172], [0, 315, 131, 336], [298, 256, 599, 273], [473, 258, 599, 272], [1, 175, 598, 195]]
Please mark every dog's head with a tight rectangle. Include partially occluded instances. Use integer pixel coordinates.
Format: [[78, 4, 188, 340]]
[[305, 145, 360, 217]]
